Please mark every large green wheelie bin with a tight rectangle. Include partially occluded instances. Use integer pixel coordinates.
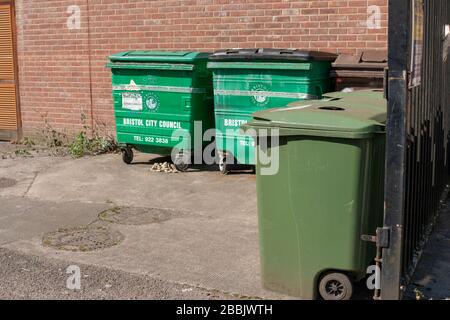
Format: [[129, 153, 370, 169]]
[[207, 49, 337, 174], [243, 91, 386, 300], [107, 51, 214, 171]]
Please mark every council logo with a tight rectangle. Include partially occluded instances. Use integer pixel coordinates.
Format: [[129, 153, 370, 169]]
[[146, 93, 160, 111], [251, 83, 270, 106]]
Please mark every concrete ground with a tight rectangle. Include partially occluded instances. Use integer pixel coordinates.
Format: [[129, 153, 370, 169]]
[[0, 142, 279, 300], [1, 142, 448, 300], [405, 202, 450, 300]]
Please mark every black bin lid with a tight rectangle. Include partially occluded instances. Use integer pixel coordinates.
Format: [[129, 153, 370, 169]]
[[209, 48, 337, 62]]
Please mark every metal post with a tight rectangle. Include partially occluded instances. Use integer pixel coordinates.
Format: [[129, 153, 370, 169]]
[[380, 0, 410, 300]]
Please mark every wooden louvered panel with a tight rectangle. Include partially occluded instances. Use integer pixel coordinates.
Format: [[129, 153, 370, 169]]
[[0, 5, 14, 81], [0, 84, 17, 130], [0, 2, 19, 138]]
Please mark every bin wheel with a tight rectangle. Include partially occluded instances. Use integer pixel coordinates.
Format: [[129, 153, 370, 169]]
[[122, 148, 134, 165], [173, 153, 190, 172], [319, 272, 353, 300], [219, 156, 229, 175]]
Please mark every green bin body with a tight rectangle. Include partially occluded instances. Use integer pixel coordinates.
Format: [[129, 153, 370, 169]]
[[208, 49, 336, 166], [107, 51, 214, 157], [244, 91, 386, 299]]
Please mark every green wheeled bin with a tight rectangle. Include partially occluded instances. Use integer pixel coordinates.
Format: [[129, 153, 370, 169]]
[[207, 49, 337, 174], [243, 91, 386, 300], [107, 51, 214, 171]]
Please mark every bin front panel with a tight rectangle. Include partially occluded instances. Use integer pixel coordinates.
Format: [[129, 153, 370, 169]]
[[256, 135, 382, 298], [212, 63, 332, 165], [111, 66, 213, 154]]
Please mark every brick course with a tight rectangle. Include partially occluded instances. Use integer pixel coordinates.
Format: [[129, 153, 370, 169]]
[[14, 0, 388, 136]]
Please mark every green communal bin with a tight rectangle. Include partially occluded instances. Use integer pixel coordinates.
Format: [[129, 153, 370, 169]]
[[107, 51, 214, 171], [207, 49, 337, 174], [243, 91, 386, 300]]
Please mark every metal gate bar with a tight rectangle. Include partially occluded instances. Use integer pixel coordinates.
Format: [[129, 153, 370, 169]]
[[381, 0, 450, 300]]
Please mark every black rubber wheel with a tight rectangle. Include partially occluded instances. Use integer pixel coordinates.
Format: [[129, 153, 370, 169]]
[[219, 155, 229, 175], [122, 148, 133, 165], [173, 153, 190, 172], [318, 272, 353, 300]]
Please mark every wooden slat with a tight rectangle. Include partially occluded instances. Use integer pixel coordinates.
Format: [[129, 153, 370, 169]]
[[0, 5, 14, 81], [0, 83, 17, 130], [0, 3, 17, 133]]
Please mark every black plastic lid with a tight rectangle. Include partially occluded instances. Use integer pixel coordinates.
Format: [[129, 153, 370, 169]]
[[209, 48, 338, 62]]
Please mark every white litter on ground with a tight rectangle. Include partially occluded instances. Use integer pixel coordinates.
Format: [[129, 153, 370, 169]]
[[150, 162, 178, 173]]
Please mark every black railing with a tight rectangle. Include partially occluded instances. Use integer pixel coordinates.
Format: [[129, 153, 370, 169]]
[[381, 0, 450, 299]]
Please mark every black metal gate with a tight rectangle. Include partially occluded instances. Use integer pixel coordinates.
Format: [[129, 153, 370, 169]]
[[381, 0, 450, 299]]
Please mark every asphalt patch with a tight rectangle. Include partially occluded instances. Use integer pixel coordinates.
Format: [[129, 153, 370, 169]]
[[42, 226, 124, 252], [98, 206, 182, 225]]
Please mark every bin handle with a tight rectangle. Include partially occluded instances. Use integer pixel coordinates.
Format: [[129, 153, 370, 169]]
[[183, 97, 191, 109], [374, 124, 387, 133]]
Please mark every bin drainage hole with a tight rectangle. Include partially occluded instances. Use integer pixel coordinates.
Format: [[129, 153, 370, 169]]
[[0, 177, 17, 189], [319, 106, 346, 111], [42, 226, 124, 252], [99, 206, 181, 225]]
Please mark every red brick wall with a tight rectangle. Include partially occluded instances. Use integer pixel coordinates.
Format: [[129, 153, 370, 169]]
[[14, 0, 388, 136]]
